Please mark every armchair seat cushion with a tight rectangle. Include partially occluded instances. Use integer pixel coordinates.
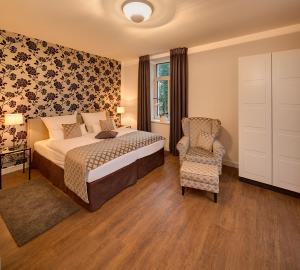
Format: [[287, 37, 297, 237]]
[[185, 147, 218, 166]]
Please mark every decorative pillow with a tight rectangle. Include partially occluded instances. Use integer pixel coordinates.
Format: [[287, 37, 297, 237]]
[[109, 117, 117, 129], [41, 112, 77, 140], [99, 118, 115, 131], [190, 118, 212, 147], [62, 123, 82, 139], [81, 111, 106, 133], [95, 130, 118, 139], [197, 130, 214, 152]]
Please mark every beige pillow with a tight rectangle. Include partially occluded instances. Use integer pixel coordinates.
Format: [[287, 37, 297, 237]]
[[99, 118, 115, 131], [62, 123, 82, 139], [197, 130, 214, 152]]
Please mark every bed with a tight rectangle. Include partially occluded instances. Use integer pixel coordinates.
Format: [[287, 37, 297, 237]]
[[28, 117, 165, 211]]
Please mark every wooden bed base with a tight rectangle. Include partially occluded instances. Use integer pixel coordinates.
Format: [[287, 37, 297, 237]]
[[32, 148, 165, 211]]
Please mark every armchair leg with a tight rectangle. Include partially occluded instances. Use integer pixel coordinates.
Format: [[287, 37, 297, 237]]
[[214, 193, 218, 203], [182, 186, 185, 196]]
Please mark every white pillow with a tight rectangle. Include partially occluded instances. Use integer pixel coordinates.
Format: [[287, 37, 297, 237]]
[[81, 111, 106, 133], [92, 123, 101, 133], [41, 112, 77, 140], [80, 124, 88, 135]]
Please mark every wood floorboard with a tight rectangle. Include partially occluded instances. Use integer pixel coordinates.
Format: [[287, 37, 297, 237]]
[[0, 154, 299, 270]]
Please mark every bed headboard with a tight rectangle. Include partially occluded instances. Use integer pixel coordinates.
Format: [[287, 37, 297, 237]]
[[27, 118, 49, 151], [27, 112, 110, 151]]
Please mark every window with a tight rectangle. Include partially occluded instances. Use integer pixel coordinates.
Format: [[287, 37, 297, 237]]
[[152, 62, 170, 121]]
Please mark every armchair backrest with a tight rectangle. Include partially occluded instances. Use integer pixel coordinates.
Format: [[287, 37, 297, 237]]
[[182, 117, 221, 147]]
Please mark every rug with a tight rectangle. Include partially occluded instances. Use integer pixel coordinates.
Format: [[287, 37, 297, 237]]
[[0, 178, 80, 246]]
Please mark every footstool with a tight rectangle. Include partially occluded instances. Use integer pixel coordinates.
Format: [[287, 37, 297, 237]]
[[180, 161, 219, 202]]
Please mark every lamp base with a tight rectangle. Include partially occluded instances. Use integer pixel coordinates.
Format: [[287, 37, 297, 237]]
[[8, 133, 17, 151]]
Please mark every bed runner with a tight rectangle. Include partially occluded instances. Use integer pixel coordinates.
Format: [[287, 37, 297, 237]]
[[64, 131, 164, 203]]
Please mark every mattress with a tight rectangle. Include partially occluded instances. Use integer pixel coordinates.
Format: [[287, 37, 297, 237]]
[[34, 128, 164, 183]]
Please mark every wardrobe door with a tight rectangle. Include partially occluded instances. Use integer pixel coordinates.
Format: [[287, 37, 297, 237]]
[[239, 54, 272, 184], [272, 49, 300, 193]]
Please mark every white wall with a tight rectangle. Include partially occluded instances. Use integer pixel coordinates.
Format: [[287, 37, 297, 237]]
[[121, 31, 300, 167], [120, 64, 138, 129]]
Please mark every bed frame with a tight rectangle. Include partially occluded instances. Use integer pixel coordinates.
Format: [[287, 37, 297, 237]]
[[28, 116, 165, 212]]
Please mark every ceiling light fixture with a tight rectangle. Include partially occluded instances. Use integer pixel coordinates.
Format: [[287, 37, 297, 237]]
[[122, 1, 153, 23]]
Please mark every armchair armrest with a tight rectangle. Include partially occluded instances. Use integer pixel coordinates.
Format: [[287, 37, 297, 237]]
[[212, 140, 225, 175], [213, 140, 225, 160], [176, 136, 190, 162]]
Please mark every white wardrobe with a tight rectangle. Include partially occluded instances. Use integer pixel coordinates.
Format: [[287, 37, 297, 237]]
[[239, 49, 300, 193]]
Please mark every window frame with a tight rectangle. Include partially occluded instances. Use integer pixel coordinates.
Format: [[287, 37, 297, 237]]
[[151, 61, 170, 122]]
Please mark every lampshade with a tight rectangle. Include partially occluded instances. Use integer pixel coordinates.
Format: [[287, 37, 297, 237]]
[[4, 113, 24, 126], [117, 107, 125, 114]]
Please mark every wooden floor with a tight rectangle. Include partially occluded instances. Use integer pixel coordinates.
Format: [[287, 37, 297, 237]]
[[0, 154, 300, 270]]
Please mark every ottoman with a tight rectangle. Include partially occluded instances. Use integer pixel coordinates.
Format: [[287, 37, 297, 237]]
[[180, 161, 219, 202]]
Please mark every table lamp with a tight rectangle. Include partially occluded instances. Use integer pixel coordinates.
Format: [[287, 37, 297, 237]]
[[4, 113, 24, 149], [117, 106, 125, 125]]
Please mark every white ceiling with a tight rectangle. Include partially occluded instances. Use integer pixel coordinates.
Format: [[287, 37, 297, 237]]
[[1, 0, 300, 61]]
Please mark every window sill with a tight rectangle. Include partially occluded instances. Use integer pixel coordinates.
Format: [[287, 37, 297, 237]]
[[151, 119, 170, 125]]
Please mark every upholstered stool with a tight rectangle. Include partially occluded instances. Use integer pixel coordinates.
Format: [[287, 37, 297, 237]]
[[180, 161, 219, 202]]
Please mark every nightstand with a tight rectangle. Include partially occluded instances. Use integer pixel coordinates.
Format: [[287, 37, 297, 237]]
[[0, 146, 31, 189]]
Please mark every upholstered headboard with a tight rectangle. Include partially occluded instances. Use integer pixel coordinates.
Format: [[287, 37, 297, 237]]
[[27, 112, 110, 151], [27, 118, 49, 151]]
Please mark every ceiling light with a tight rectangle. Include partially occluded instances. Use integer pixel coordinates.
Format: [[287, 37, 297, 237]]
[[122, 1, 153, 23]]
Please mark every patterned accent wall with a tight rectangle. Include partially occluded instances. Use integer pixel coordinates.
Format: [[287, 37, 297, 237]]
[[0, 29, 121, 147]]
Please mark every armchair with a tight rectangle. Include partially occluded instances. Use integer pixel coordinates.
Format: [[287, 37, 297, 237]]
[[177, 117, 225, 175]]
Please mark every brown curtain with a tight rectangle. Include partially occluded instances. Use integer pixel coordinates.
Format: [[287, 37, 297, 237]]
[[169, 48, 188, 155], [137, 55, 151, 132]]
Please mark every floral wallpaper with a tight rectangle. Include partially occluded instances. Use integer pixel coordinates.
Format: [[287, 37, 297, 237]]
[[0, 29, 121, 148]]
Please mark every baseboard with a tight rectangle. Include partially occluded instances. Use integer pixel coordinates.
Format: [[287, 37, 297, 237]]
[[223, 159, 239, 168], [240, 177, 300, 198], [2, 163, 28, 175]]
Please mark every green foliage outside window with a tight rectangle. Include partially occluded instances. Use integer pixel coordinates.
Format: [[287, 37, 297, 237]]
[[157, 63, 170, 76], [156, 63, 170, 118], [158, 80, 168, 116]]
